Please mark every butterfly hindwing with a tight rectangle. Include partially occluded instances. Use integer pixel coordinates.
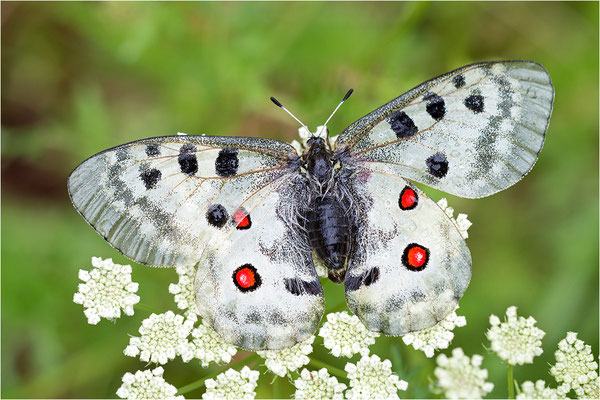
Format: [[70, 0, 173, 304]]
[[67, 135, 298, 267], [336, 60, 554, 198], [194, 176, 325, 350], [344, 169, 471, 335]]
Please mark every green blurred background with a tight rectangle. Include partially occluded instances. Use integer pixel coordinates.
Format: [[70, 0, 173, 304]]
[[2, 2, 598, 398]]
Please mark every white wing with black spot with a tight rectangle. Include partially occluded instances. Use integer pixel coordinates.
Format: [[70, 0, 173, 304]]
[[336, 61, 554, 198], [194, 176, 325, 350], [344, 169, 471, 335], [67, 135, 299, 267]]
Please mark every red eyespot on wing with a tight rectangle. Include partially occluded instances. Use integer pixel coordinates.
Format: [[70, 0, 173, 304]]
[[399, 186, 418, 210], [233, 208, 252, 230], [232, 264, 261, 292], [402, 243, 429, 271]]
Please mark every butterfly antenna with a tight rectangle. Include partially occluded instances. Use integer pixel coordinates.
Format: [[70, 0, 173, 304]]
[[316, 88, 354, 140], [270, 96, 311, 135]]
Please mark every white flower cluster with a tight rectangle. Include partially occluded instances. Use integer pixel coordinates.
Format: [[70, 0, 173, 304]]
[[181, 320, 237, 367], [202, 366, 260, 400], [116, 367, 182, 400], [434, 348, 494, 399], [168, 265, 199, 321], [318, 312, 379, 357], [257, 336, 314, 377], [293, 368, 346, 400], [486, 306, 545, 365], [550, 332, 599, 397], [437, 198, 472, 239], [73, 257, 140, 325], [516, 380, 566, 399], [345, 353, 408, 399], [124, 311, 194, 364], [402, 307, 466, 358]]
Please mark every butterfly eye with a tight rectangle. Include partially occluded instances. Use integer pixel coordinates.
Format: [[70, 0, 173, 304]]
[[402, 243, 430, 271], [232, 264, 262, 292]]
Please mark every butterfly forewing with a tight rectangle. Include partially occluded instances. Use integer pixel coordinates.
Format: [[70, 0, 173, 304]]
[[68, 135, 298, 267], [336, 61, 554, 198], [344, 169, 471, 335]]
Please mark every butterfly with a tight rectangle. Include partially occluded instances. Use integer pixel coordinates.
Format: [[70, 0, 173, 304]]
[[68, 60, 554, 350]]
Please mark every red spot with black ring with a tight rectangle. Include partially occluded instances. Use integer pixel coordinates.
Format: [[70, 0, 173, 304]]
[[402, 243, 429, 271], [233, 208, 252, 230], [232, 264, 261, 292], [399, 186, 418, 210]]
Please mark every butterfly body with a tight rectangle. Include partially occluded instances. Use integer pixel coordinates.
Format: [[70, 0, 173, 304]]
[[68, 60, 554, 350]]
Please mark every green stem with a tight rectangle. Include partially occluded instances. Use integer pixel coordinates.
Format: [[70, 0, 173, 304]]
[[507, 364, 515, 399], [176, 353, 261, 395], [308, 358, 347, 380], [134, 303, 161, 314]]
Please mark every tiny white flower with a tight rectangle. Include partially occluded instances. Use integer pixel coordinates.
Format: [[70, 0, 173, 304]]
[[313, 258, 328, 278], [168, 265, 199, 321], [550, 332, 599, 395], [434, 347, 494, 399], [574, 370, 599, 399], [258, 336, 314, 377], [344, 353, 407, 399], [437, 198, 472, 239], [293, 368, 346, 399], [202, 366, 259, 400], [124, 311, 194, 365], [516, 380, 566, 399], [73, 257, 140, 324], [181, 320, 237, 367], [318, 312, 379, 358], [486, 306, 545, 365], [116, 366, 183, 400], [402, 306, 466, 358]]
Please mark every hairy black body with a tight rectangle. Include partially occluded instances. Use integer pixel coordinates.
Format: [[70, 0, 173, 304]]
[[303, 137, 352, 284]]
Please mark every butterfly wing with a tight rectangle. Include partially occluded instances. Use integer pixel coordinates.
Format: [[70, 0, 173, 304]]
[[343, 169, 471, 335], [335, 60, 554, 198], [194, 175, 325, 350], [67, 135, 299, 267]]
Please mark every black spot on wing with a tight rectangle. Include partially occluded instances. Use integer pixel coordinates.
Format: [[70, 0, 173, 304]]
[[423, 92, 446, 121], [145, 143, 161, 157], [215, 147, 239, 177], [344, 267, 380, 291], [465, 94, 484, 113], [140, 168, 161, 189], [387, 110, 418, 139], [426, 152, 449, 178], [453, 74, 466, 88], [178, 144, 198, 175], [116, 148, 129, 161], [284, 278, 322, 296], [206, 204, 229, 228]]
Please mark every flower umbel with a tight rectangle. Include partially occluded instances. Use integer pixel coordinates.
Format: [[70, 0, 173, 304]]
[[402, 306, 466, 358], [550, 332, 599, 395], [257, 336, 314, 377], [124, 311, 194, 364], [516, 380, 566, 399], [437, 198, 472, 239], [73, 257, 140, 325], [202, 366, 260, 400], [116, 367, 182, 400], [318, 312, 379, 358], [293, 368, 346, 400], [486, 306, 545, 365], [345, 353, 408, 399], [434, 348, 494, 399], [168, 265, 199, 321], [181, 320, 237, 367]]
